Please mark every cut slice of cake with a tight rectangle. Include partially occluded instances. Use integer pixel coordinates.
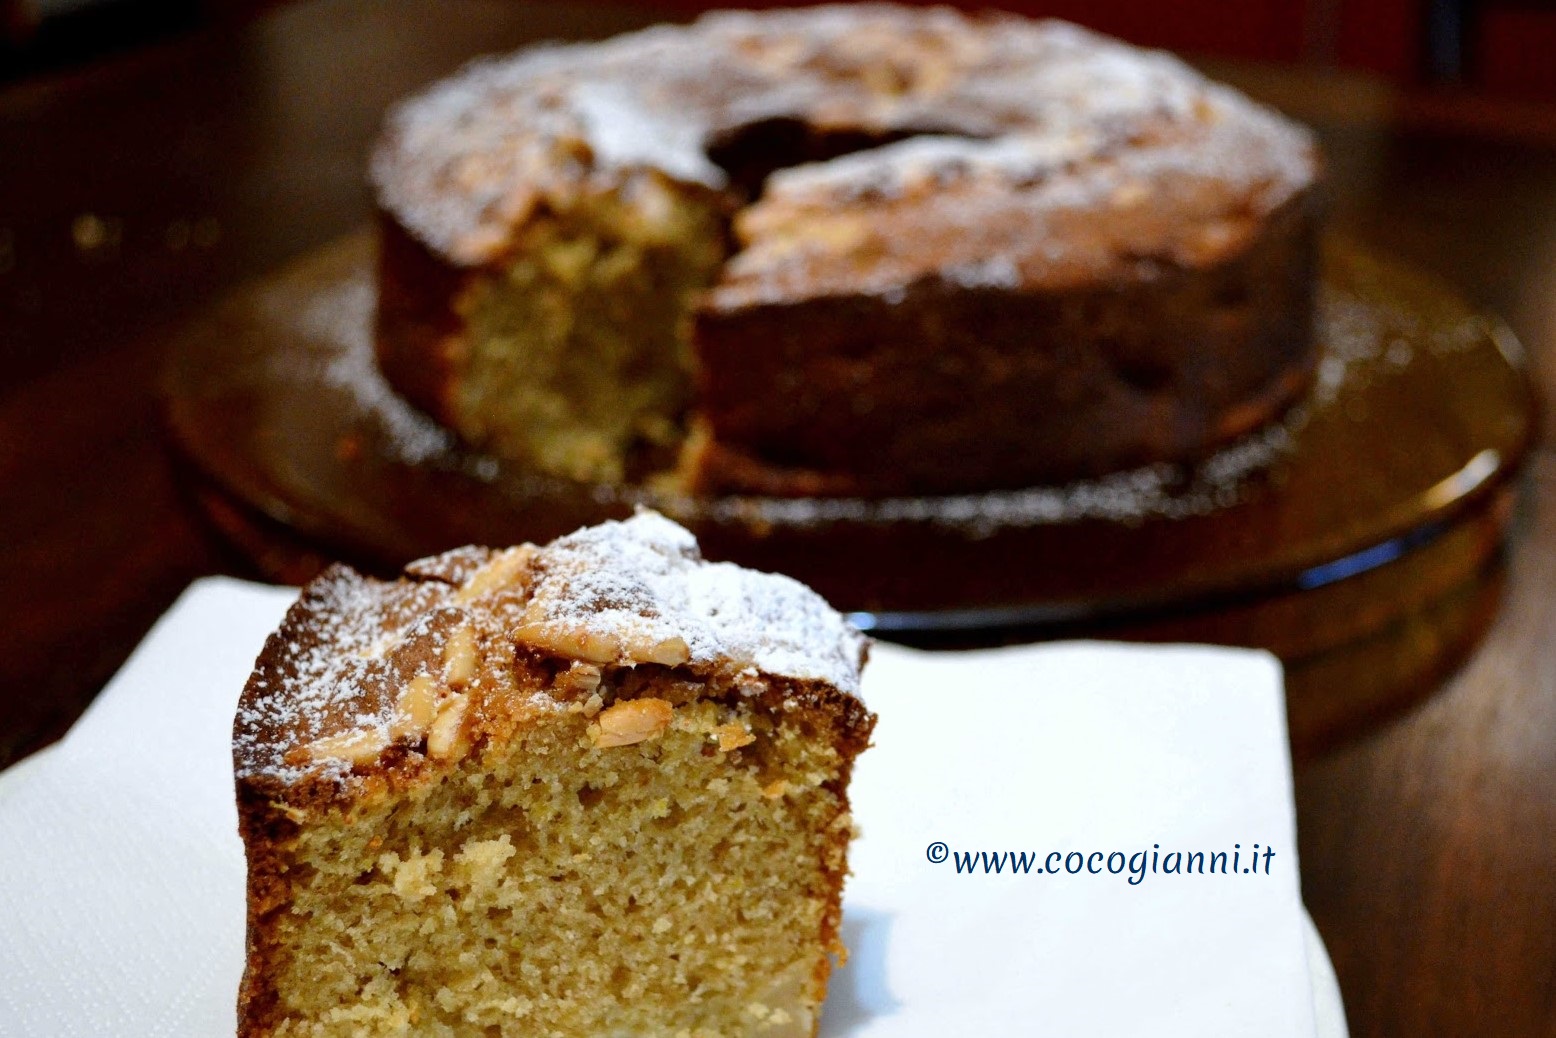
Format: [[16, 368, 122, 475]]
[[232, 511, 873, 1037]]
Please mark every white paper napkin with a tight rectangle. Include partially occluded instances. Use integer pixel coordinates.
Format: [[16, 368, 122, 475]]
[[0, 578, 1318, 1037]]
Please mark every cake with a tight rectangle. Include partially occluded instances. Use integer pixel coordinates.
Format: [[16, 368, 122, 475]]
[[232, 511, 874, 1037], [372, 5, 1322, 497]]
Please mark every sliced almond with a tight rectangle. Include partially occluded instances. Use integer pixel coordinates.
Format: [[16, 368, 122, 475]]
[[390, 674, 440, 741], [427, 694, 472, 760], [456, 546, 533, 603], [300, 727, 389, 766], [631, 635, 690, 666], [557, 661, 603, 697], [513, 622, 621, 664], [442, 624, 479, 687], [592, 698, 674, 748]]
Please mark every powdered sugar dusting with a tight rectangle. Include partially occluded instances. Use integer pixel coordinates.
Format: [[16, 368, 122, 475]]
[[572, 81, 726, 189], [234, 567, 449, 783], [371, 5, 1318, 273], [234, 513, 866, 785], [525, 511, 867, 692], [942, 255, 1022, 290], [718, 81, 1316, 305], [764, 133, 1100, 200], [673, 417, 1298, 536]]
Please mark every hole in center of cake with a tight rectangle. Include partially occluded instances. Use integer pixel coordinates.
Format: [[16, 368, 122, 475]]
[[705, 117, 974, 200]]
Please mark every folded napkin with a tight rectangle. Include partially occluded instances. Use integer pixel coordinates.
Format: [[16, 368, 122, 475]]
[[0, 578, 1318, 1037]]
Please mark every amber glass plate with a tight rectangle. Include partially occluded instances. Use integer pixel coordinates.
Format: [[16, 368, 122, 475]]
[[164, 233, 1535, 749]]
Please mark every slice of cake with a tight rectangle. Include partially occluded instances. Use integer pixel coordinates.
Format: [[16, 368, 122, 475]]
[[232, 512, 873, 1037]]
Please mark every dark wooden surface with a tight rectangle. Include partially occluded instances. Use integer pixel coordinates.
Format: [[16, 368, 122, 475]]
[[2, 3, 1554, 1034]]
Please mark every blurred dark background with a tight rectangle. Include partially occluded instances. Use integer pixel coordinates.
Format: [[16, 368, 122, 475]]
[[8, 0, 1556, 93]]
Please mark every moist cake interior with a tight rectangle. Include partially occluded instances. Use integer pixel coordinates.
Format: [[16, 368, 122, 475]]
[[453, 177, 725, 484], [268, 663, 856, 1037]]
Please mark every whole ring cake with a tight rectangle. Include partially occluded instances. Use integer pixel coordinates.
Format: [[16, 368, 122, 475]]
[[372, 5, 1322, 497]]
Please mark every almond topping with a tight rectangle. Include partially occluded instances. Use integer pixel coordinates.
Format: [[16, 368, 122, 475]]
[[513, 622, 621, 664], [301, 727, 389, 766], [593, 698, 674, 748], [390, 674, 440, 741], [557, 661, 603, 697], [442, 624, 478, 687], [633, 635, 690, 666], [457, 547, 533, 603], [427, 694, 472, 760]]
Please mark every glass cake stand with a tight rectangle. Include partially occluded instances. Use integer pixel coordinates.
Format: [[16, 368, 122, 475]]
[[164, 234, 1537, 756]]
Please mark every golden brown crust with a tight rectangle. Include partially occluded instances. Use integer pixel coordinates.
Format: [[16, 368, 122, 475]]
[[691, 188, 1322, 495], [234, 779, 300, 1036]]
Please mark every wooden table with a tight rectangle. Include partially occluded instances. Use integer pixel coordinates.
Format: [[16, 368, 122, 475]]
[[2, 3, 1552, 1034]]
